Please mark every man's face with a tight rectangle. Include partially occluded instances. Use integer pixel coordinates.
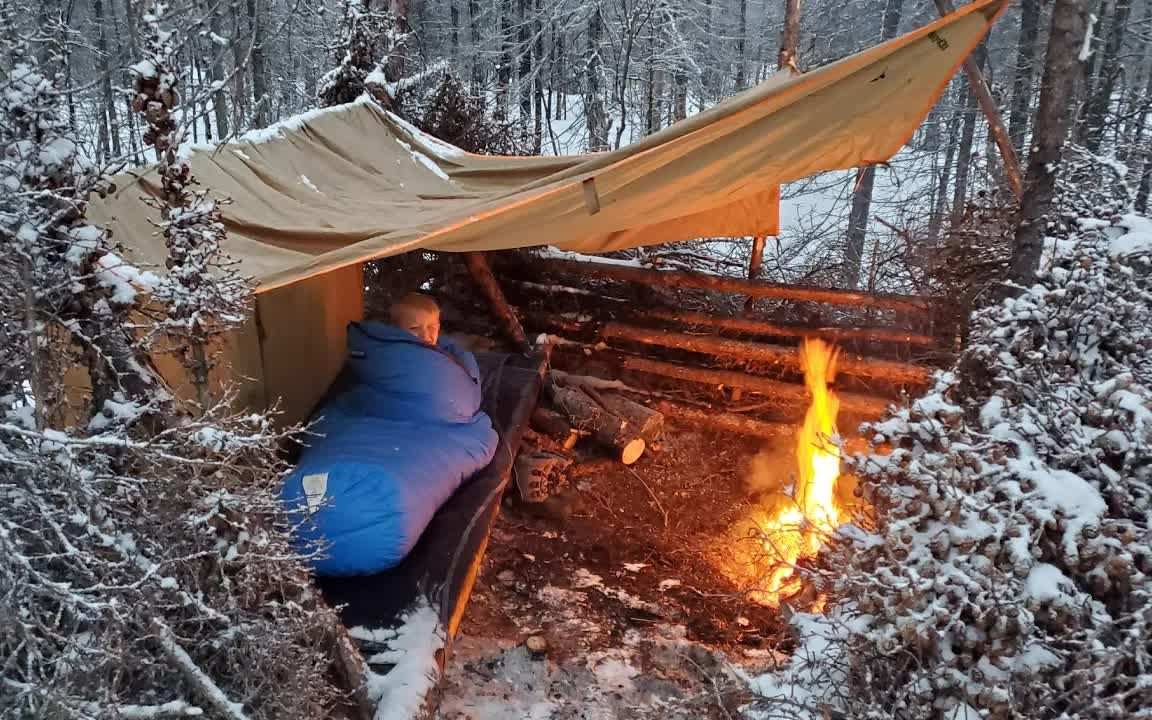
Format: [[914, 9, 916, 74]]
[[395, 307, 440, 345]]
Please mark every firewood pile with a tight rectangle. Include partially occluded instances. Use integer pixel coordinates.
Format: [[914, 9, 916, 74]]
[[514, 372, 665, 502]]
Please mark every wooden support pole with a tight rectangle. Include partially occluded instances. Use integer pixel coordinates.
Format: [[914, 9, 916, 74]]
[[630, 308, 939, 347], [465, 252, 529, 351], [601, 321, 930, 385], [934, 0, 1024, 201], [745, 235, 766, 312], [778, 0, 802, 70], [535, 257, 932, 313], [654, 400, 793, 440], [618, 355, 891, 417]]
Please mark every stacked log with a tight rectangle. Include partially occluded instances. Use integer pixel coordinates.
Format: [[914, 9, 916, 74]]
[[548, 384, 656, 465]]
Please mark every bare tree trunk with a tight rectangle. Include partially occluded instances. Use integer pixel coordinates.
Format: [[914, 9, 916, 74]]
[[951, 77, 979, 227], [1010, 0, 1091, 284], [231, 0, 247, 129], [188, 38, 200, 144], [842, 0, 903, 288], [928, 104, 962, 240], [468, 0, 482, 87], [450, 0, 460, 61], [585, 7, 609, 151], [518, 0, 532, 137], [1009, 0, 1040, 154], [645, 30, 658, 135], [701, 0, 715, 107], [1137, 160, 1151, 213], [207, 0, 230, 139], [843, 166, 877, 289], [735, 0, 748, 90], [533, 0, 544, 153], [246, 0, 268, 127], [95, 0, 121, 159], [496, 0, 513, 118], [388, 0, 411, 81], [1132, 42, 1152, 211], [1080, 0, 1130, 150]]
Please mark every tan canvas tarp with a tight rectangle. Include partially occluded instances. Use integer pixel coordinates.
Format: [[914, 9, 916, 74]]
[[91, 0, 1006, 295]]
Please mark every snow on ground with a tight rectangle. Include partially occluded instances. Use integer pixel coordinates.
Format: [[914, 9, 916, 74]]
[[357, 598, 445, 720], [437, 624, 769, 720], [1110, 213, 1152, 258]]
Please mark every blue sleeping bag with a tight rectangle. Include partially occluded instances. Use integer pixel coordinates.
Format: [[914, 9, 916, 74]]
[[281, 321, 499, 576]]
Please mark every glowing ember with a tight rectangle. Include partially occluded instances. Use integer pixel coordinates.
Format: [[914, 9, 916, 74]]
[[751, 337, 842, 605]]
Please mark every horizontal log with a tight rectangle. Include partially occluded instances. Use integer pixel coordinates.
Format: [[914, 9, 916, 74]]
[[535, 257, 932, 313], [549, 384, 646, 465], [602, 322, 930, 386], [632, 308, 939, 347], [654, 400, 793, 440], [618, 355, 890, 417]]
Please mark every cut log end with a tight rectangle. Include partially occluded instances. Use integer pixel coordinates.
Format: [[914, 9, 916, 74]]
[[621, 438, 646, 465]]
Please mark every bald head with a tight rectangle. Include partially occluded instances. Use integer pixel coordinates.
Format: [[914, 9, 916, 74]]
[[389, 293, 441, 345]]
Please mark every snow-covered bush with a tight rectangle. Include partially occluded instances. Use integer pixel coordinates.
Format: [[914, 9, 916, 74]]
[[748, 161, 1152, 720], [317, 0, 397, 108], [1, 14, 341, 719]]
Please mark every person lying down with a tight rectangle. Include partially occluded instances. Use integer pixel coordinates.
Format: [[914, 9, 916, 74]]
[[280, 293, 499, 576]]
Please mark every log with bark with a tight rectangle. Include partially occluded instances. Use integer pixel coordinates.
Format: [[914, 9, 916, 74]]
[[594, 392, 664, 442], [530, 257, 933, 313], [548, 383, 648, 464], [531, 407, 573, 441], [628, 308, 939, 347], [601, 322, 930, 385], [654, 400, 792, 440], [617, 355, 891, 417]]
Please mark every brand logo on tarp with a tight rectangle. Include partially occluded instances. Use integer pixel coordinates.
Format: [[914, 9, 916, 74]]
[[928, 31, 950, 51]]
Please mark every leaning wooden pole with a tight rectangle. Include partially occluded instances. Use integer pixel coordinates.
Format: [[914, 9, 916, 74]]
[[744, 235, 766, 312], [934, 0, 1024, 201], [535, 257, 932, 313], [601, 322, 930, 385], [465, 252, 530, 351]]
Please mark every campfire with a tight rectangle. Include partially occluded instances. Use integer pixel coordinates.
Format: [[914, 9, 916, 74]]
[[734, 337, 845, 607]]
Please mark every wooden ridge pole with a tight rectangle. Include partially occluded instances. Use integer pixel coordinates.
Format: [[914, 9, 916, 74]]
[[601, 321, 930, 385], [534, 257, 933, 313], [934, 0, 1024, 201]]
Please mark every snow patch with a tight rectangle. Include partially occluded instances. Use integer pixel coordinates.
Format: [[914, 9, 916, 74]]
[[299, 174, 324, 195], [1110, 214, 1152, 257], [362, 598, 444, 720]]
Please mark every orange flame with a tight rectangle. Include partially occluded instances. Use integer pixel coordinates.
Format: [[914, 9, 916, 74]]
[[751, 337, 842, 605]]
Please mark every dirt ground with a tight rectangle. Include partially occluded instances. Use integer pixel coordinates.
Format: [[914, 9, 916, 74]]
[[434, 425, 823, 718], [472, 427, 798, 654]]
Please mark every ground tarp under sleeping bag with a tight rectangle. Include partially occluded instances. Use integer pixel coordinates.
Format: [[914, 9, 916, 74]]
[[281, 322, 499, 575]]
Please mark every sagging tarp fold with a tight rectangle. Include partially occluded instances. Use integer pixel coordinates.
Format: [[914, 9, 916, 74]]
[[90, 0, 1006, 293]]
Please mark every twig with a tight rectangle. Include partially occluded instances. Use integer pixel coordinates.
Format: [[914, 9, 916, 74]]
[[152, 618, 249, 720], [626, 466, 668, 529]]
